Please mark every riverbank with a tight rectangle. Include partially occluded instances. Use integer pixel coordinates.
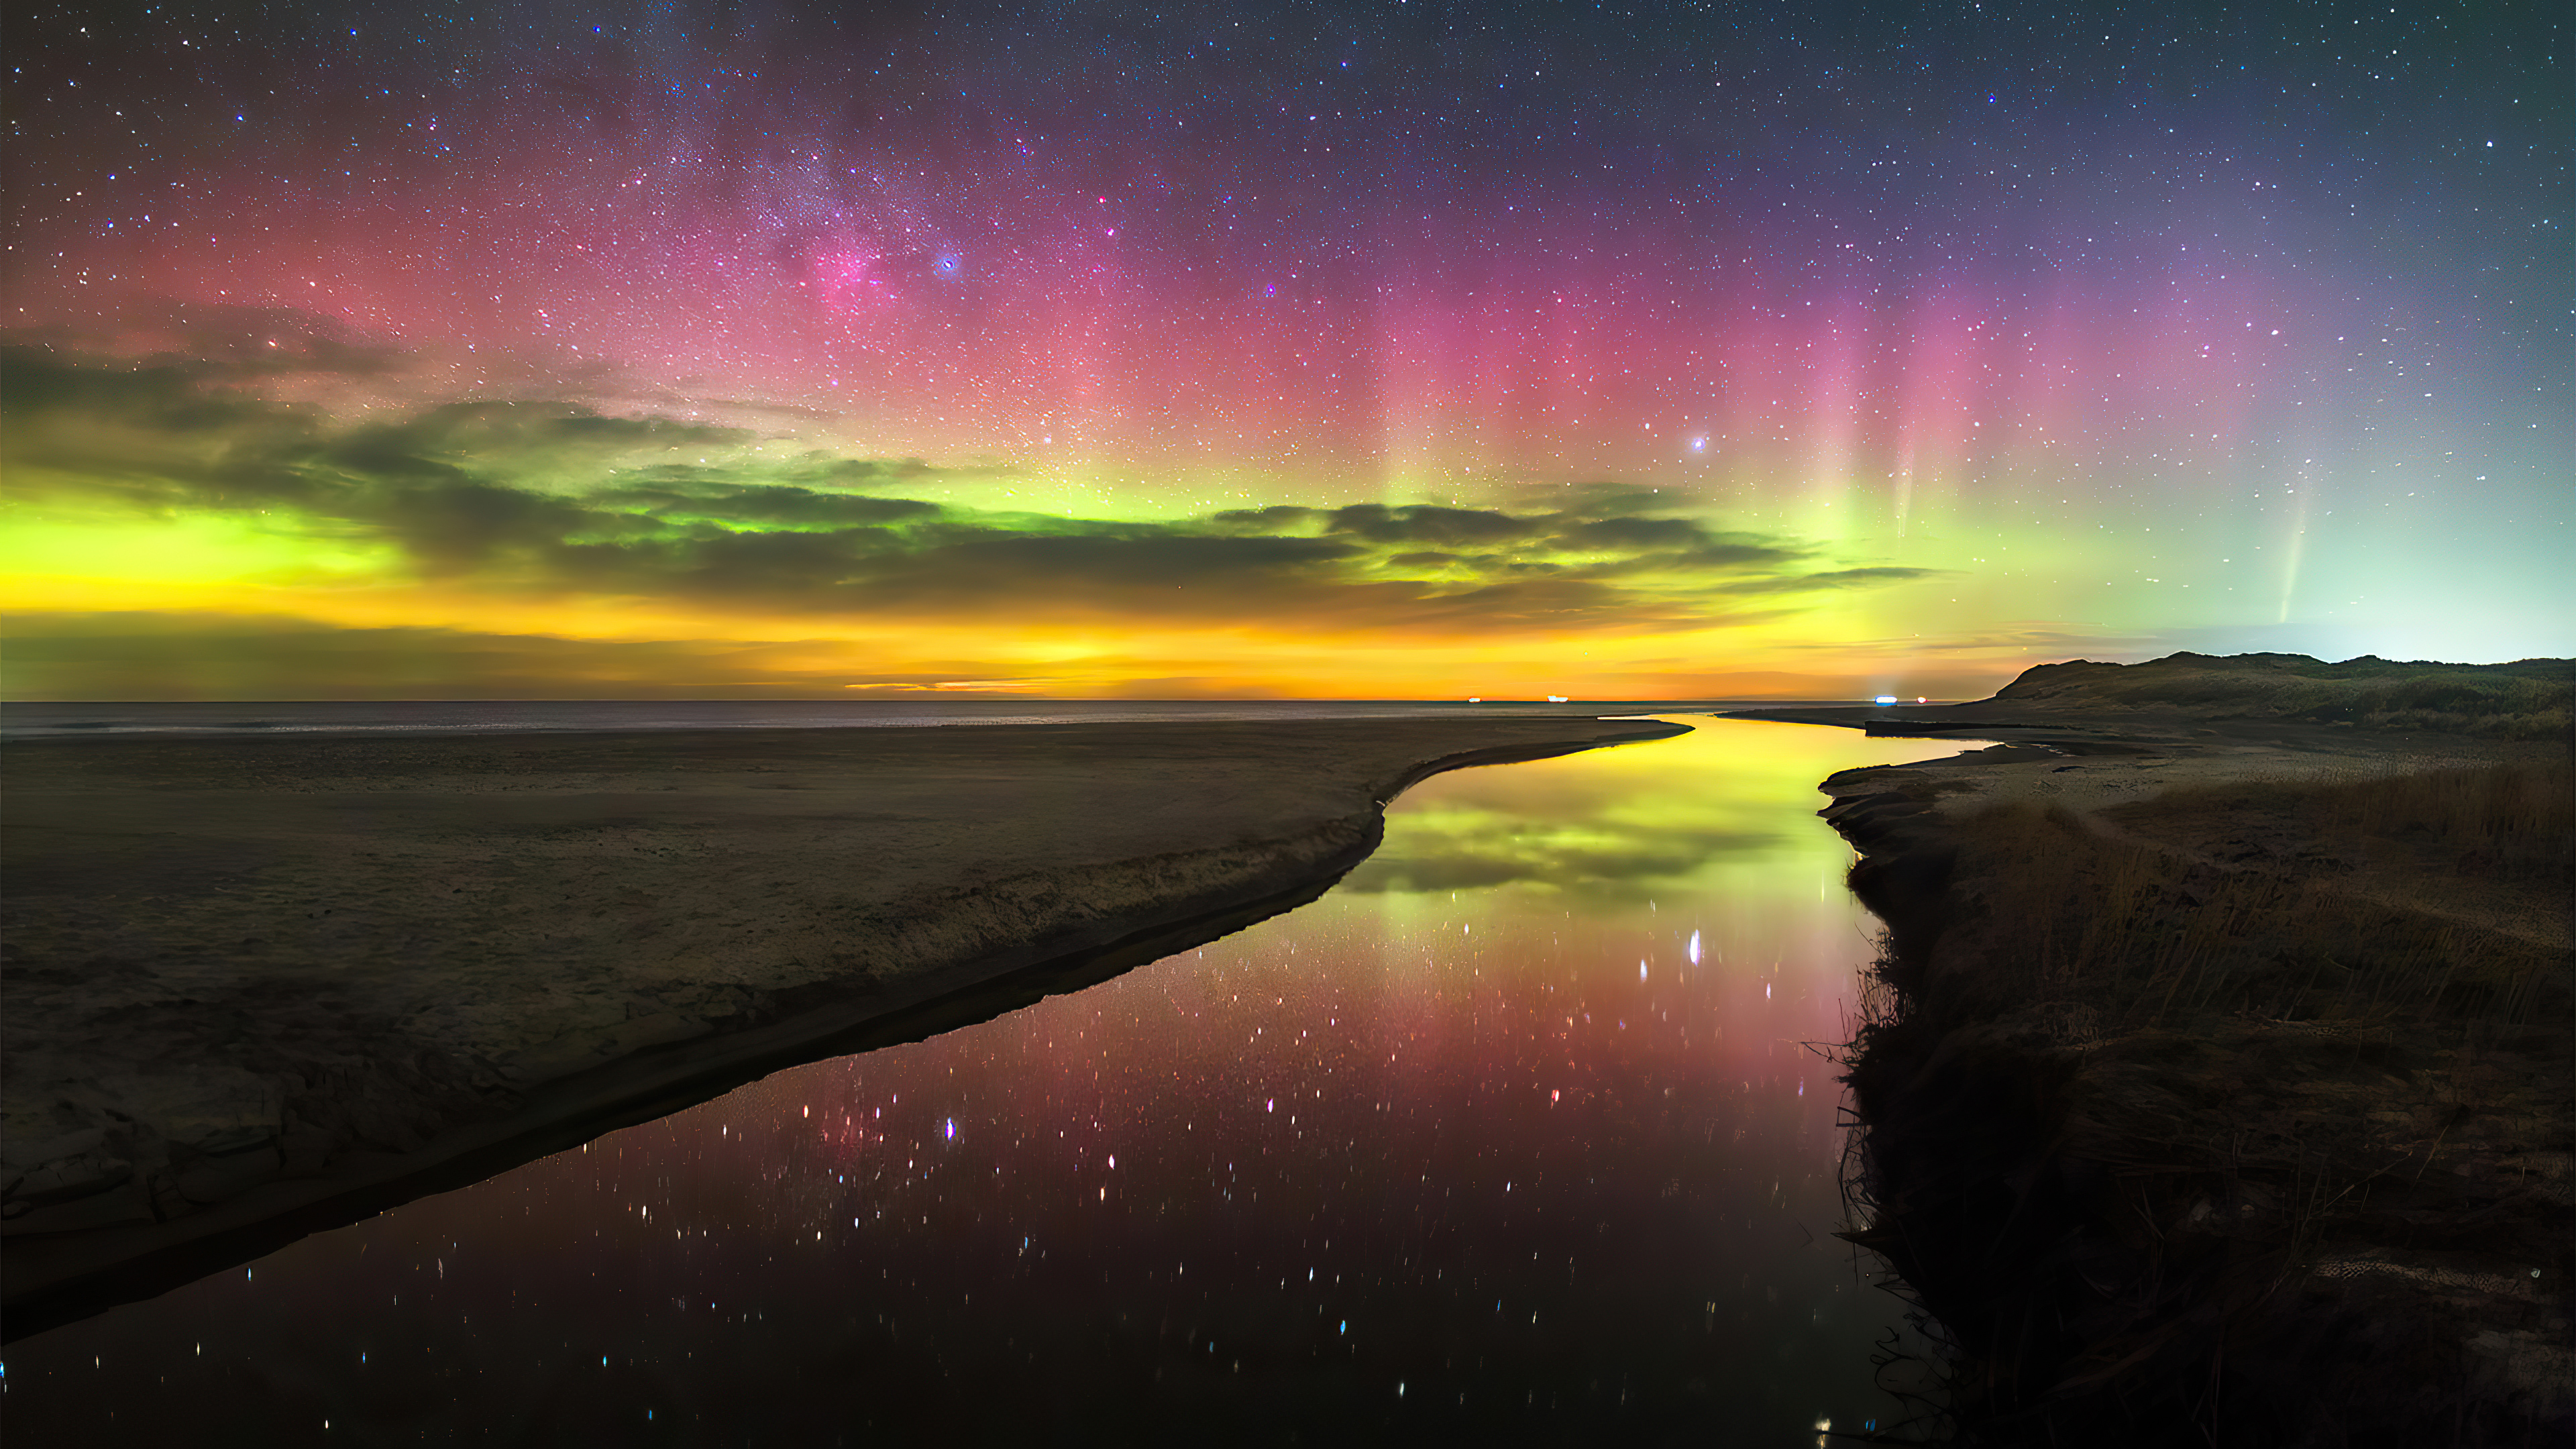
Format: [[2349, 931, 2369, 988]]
[[1, 714, 1685, 1338], [1765, 702, 2572, 1444]]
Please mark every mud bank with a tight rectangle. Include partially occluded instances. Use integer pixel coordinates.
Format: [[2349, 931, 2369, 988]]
[[2, 715, 1685, 1337], [1815, 731, 2571, 1446]]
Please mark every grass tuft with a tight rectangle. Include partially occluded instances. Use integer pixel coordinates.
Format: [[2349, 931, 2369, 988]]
[[1835, 756, 2575, 1443]]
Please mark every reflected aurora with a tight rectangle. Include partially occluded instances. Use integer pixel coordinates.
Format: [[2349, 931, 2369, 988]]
[[8, 718, 1977, 1440]]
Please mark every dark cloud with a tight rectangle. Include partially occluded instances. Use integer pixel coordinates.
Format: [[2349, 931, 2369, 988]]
[[1721, 566, 1947, 594], [789, 455, 949, 488], [0, 347, 326, 508], [1682, 536, 1811, 568], [1205, 504, 1321, 533], [5, 345, 1941, 635], [331, 399, 750, 466], [595, 481, 940, 528], [0, 345, 306, 439], [371, 482, 623, 573], [321, 430, 476, 485], [1548, 516, 1706, 551], [1495, 480, 1696, 519], [1325, 504, 1538, 546], [926, 532, 1357, 582]]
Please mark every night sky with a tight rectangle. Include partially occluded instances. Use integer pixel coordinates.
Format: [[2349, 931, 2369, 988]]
[[5, 0, 2567, 698]]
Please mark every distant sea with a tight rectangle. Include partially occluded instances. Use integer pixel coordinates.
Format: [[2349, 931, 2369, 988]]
[[0, 699, 1873, 739]]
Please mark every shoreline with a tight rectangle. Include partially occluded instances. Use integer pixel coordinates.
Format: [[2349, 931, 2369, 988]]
[[1754, 707, 2573, 1443], [3, 715, 1685, 1338]]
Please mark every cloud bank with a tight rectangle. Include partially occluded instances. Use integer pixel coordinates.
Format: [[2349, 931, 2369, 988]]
[[2, 345, 1955, 696]]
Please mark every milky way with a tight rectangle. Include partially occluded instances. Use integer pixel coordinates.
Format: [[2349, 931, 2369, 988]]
[[5, 1, 2567, 695]]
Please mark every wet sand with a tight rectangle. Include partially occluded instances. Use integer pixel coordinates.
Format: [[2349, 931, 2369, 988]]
[[1, 715, 1685, 1336]]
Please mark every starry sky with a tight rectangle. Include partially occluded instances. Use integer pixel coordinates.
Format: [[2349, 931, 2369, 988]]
[[5, 0, 2567, 699]]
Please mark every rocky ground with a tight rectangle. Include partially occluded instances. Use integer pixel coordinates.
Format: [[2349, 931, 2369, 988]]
[[1729, 682, 2572, 1445], [1, 714, 1682, 1337]]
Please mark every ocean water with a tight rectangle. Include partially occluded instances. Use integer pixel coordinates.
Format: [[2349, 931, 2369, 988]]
[[0, 698, 1866, 739], [2, 717, 1974, 1443]]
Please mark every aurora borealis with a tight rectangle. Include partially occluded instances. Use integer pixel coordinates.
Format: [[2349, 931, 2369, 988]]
[[5, 0, 2567, 699]]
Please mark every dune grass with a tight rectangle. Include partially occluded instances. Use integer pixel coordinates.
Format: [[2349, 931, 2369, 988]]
[[1993, 655, 2574, 741], [1835, 756, 2573, 1442], [1935, 759, 2571, 1030]]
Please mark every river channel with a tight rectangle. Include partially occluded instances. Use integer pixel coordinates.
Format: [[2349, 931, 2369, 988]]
[[4, 718, 1975, 1444]]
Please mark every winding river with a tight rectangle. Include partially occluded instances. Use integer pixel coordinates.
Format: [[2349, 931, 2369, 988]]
[[5, 717, 1973, 1444]]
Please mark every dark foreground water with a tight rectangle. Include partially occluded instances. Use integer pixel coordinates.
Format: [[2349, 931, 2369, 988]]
[[2, 719, 1968, 1445]]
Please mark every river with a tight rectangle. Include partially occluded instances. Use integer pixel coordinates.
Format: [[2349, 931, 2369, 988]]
[[2, 718, 1974, 1444]]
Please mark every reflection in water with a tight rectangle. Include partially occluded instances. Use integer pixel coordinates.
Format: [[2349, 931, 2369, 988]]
[[3, 720, 1972, 1442]]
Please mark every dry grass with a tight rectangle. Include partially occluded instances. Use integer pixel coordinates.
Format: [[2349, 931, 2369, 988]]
[[2146, 757, 2573, 862], [2292, 669, 2571, 739], [1994, 656, 2574, 740], [1836, 757, 2575, 1442], [1937, 759, 2571, 1030], [2293, 759, 2574, 873]]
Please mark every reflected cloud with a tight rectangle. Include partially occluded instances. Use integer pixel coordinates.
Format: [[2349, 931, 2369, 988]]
[[1353, 718, 1976, 909], [1344, 810, 1785, 901]]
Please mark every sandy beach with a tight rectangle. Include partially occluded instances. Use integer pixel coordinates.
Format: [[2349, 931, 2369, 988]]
[[1, 714, 1684, 1336]]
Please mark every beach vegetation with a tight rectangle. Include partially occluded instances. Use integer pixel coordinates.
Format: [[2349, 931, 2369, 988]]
[[1835, 757, 2573, 1443], [1990, 653, 2574, 740]]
